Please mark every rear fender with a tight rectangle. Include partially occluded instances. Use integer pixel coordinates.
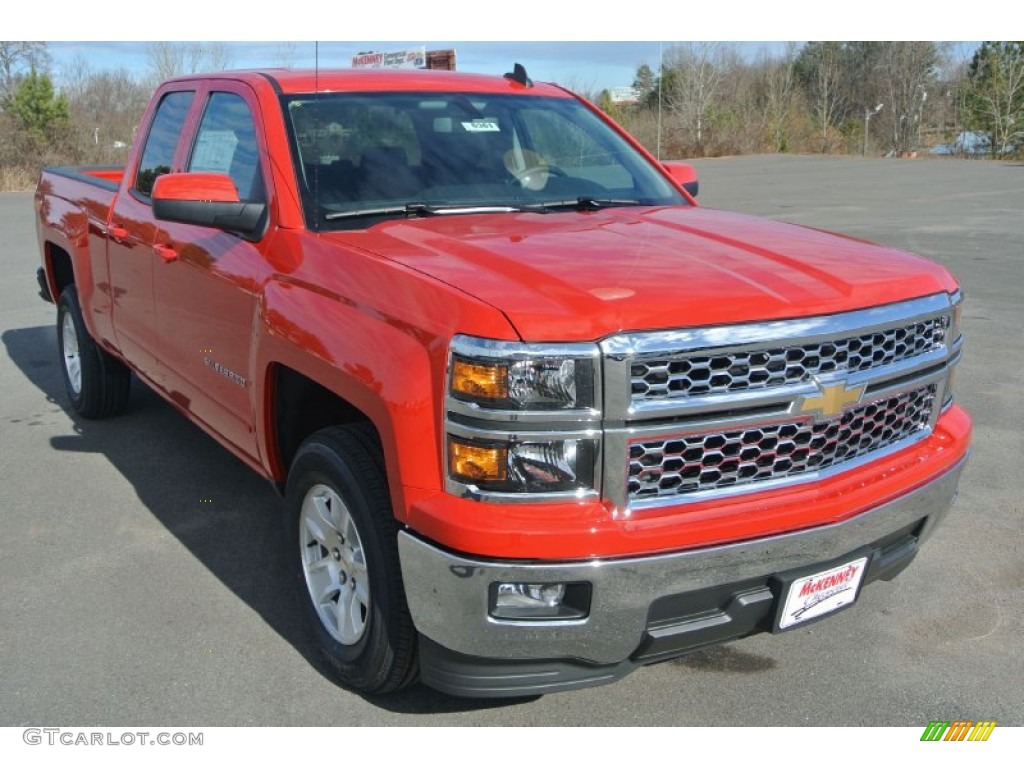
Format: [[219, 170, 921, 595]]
[[37, 195, 98, 328], [35, 174, 118, 346]]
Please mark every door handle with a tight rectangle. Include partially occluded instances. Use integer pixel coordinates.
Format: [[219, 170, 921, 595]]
[[153, 244, 179, 263], [109, 225, 129, 241]]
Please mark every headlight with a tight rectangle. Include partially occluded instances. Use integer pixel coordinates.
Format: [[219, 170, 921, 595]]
[[943, 290, 964, 410], [445, 335, 601, 500], [448, 335, 598, 412], [951, 290, 963, 342]]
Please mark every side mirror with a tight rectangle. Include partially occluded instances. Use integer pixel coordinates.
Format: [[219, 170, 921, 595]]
[[152, 173, 266, 236], [662, 162, 699, 198]]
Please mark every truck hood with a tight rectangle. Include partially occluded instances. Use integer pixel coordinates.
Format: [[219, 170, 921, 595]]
[[326, 206, 957, 341]]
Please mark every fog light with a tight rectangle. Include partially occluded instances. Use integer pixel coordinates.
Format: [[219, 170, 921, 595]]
[[489, 582, 591, 621], [497, 583, 566, 609]]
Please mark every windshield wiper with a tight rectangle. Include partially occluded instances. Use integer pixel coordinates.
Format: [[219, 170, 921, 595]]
[[536, 197, 651, 211], [325, 203, 536, 221], [322, 199, 651, 221]]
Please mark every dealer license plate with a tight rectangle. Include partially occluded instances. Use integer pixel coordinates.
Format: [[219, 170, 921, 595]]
[[778, 556, 869, 630]]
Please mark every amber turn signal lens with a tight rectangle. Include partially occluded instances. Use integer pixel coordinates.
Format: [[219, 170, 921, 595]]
[[451, 359, 507, 400], [448, 438, 508, 482]]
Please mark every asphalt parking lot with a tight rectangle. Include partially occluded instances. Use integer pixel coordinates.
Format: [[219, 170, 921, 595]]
[[1, 154, 1021, 726]]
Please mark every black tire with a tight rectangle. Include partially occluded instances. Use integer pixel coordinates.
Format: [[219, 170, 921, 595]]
[[56, 285, 131, 419], [285, 423, 418, 694]]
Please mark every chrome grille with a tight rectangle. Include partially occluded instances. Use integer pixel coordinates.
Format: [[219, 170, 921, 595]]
[[627, 385, 937, 501], [630, 317, 948, 401]]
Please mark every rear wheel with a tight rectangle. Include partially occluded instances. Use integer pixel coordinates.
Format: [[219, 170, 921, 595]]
[[56, 286, 130, 418], [285, 424, 418, 694]]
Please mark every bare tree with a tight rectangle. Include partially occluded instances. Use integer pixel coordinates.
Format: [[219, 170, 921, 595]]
[[873, 42, 938, 154], [147, 42, 186, 83], [203, 42, 233, 72], [0, 41, 51, 100], [56, 53, 94, 102], [922, 46, 967, 145], [714, 50, 760, 155], [48, 61, 149, 162], [275, 42, 299, 69], [802, 43, 844, 152], [756, 43, 799, 152], [146, 42, 234, 84], [559, 74, 600, 102], [662, 42, 730, 155]]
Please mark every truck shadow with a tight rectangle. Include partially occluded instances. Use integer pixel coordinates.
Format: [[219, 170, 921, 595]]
[[669, 645, 777, 673], [2, 325, 530, 715]]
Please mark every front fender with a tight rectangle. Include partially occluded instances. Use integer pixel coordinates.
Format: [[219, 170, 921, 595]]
[[252, 275, 515, 523]]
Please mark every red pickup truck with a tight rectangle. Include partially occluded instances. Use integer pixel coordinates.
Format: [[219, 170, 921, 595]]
[[35, 67, 970, 698]]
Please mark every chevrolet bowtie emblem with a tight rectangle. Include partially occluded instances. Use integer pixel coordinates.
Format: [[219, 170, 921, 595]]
[[796, 377, 866, 422]]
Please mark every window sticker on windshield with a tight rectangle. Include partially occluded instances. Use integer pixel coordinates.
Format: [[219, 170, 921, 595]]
[[461, 119, 500, 133]]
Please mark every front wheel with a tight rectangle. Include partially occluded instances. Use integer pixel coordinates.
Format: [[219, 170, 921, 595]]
[[285, 424, 418, 694]]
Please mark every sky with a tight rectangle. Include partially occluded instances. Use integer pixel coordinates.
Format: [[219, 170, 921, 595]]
[[16, 1, 992, 92], [45, 41, 803, 92]]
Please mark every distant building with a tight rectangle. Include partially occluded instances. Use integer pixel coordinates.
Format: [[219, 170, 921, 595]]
[[929, 131, 1017, 156], [608, 87, 640, 106]]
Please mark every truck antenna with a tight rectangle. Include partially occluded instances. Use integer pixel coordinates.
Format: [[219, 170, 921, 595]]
[[504, 63, 533, 87]]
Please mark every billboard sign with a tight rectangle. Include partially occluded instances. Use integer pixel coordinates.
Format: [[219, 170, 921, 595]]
[[351, 47, 427, 70]]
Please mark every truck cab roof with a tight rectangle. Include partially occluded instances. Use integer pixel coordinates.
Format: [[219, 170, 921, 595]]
[[162, 68, 574, 98]]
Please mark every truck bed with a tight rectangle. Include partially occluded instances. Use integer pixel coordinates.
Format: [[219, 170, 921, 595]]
[[42, 165, 125, 191], [36, 166, 121, 264]]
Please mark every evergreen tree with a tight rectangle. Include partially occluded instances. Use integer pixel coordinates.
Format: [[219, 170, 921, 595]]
[[633, 64, 656, 97], [5, 69, 69, 139]]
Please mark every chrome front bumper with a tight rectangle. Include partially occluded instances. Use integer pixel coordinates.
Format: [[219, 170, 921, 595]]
[[399, 455, 966, 673]]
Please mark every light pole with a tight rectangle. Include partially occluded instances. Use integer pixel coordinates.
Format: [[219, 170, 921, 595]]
[[917, 89, 927, 151], [863, 104, 883, 156]]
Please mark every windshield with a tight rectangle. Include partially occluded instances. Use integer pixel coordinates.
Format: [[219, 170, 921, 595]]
[[281, 91, 687, 229]]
